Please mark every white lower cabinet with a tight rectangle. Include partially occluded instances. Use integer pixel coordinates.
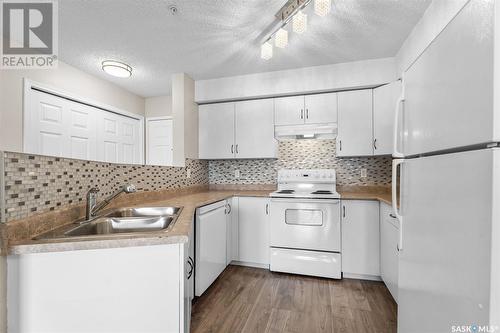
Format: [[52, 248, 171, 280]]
[[237, 197, 270, 266], [380, 202, 399, 302], [341, 200, 380, 279], [8, 244, 188, 333]]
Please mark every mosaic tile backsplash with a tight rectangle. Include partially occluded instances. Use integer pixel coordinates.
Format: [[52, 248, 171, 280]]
[[209, 140, 392, 186], [2, 152, 208, 222]]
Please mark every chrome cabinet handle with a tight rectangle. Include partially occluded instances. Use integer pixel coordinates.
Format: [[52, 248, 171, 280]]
[[265, 203, 269, 215], [231, 144, 234, 154], [306, 109, 309, 119], [389, 213, 397, 218], [300, 109, 304, 119], [374, 138, 377, 150], [235, 144, 239, 154], [342, 205, 346, 218], [226, 203, 232, 214], [339, 140, 342, 151]]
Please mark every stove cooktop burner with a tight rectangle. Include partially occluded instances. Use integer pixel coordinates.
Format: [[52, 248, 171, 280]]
[[311, 190, 333, 195]]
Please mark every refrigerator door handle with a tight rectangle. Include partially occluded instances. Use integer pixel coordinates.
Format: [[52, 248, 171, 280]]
[[392, 159, 404, 251], [393, 76, 405, 158]]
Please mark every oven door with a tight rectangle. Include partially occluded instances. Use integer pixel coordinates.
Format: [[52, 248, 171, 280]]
[[270, 198, 341, 252]]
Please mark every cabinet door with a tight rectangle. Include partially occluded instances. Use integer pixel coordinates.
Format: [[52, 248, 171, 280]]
[[195, 202, 227, 296], [373, 81, 401, 156], [380, 202, 399, 302], [304, 93, 337, 124], [274, 95, 305, 126], [235, 99, 277, 158], [238, 197, 270, 266], [199, 102, 235, 159], [337, 90, 374, 157], [341, 200, 380, 277]]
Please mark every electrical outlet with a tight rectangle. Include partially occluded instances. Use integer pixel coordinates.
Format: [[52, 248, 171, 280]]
[[186, 168, 191, 179], [235, 169, 240, 178], [360, 169, 367, 178]]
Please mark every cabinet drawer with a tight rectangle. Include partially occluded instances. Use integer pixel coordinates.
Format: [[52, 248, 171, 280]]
[[270, 248, 341, 279]]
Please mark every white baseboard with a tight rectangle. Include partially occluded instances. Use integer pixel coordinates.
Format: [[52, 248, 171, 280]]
[[342, 272, 382, 281]]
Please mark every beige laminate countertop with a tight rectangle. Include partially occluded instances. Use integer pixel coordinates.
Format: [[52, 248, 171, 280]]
[[8, 188, 392, 255]]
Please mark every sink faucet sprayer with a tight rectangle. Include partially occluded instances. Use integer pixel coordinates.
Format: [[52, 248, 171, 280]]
[[85, 184, 137, 220]]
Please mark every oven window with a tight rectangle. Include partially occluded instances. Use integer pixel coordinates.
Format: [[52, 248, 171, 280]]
[[285, 209, 323, 226]]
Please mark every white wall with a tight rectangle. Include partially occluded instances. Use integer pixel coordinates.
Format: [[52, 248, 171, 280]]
[[172, 73, 198, 167], [145, 95, 172, 118], [395, 0, 469, 75], [0, 61, 146, 152], [195, 57, 397, 103]]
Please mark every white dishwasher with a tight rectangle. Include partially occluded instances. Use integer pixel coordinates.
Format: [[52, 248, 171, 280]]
[[195, 200, 227, 296]]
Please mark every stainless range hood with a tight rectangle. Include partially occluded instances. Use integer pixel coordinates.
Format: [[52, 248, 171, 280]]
[[274, 123, 338, 140]]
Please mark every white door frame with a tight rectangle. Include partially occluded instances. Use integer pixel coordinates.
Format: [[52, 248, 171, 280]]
[[23, 78, 145, 163], [145, 116, 173, 165]]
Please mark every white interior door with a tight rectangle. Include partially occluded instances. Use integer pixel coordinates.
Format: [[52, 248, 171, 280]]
[[25, 87, 143, 164], [198, 102, 235, 159], [234, 99, 277, 159], [337, 89, 374, 157], [67, 100, 97, 160], [402, 0, 496, 156], [304, 92, 337, 124], [373, 81, 401, 156], [120, 116, 141, 164], [97, 111, 121, 163], [27, 90, 70, 157], [147, 118, 173, 166], [274, 95, 305, 126]]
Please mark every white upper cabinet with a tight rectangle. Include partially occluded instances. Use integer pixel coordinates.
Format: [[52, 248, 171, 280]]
[[304, 93, 337, 124], [198, 102, 235, 159], [199, 99, 277, 159], [235, 99, 277, 159], [373, 81, 402, 156], [274, 95, 305, 126], [275, 93, 337, 126], [337, 89, 374, 157]]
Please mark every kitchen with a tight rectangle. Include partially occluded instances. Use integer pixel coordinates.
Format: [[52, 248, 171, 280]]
[[0, 0, 498, 332]]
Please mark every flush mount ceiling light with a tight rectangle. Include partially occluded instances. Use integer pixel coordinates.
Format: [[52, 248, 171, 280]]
[[101, 60, 132, 78], [292, 10, 307, 34], [314, 0, 331, 17], [261, 41, 273, 60], [260, 0, 331, 60], [275, 28, 289, 48]]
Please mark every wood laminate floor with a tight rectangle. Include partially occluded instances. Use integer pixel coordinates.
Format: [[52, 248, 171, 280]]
[[191, 265, 397, 333]]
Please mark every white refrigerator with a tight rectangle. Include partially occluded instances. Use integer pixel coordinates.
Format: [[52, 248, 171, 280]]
[[393, 0, 500, 332]]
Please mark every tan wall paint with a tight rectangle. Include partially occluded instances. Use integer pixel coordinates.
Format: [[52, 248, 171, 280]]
[[145, 95, 172, 118], [171, 73, 198, 167], [0, 61, 145, 152]]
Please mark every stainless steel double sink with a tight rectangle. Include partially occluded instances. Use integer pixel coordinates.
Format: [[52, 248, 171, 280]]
[[35, 206, 182, 240]]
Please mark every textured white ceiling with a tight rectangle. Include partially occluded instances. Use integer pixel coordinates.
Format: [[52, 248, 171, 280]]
[[59, 0, 431, 97]]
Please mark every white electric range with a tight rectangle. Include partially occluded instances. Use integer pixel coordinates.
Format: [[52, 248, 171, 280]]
[[269, 169, 342, 279]]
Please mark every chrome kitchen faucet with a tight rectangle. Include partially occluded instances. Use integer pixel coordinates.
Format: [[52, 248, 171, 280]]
[[85, 184, 137, 221]]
